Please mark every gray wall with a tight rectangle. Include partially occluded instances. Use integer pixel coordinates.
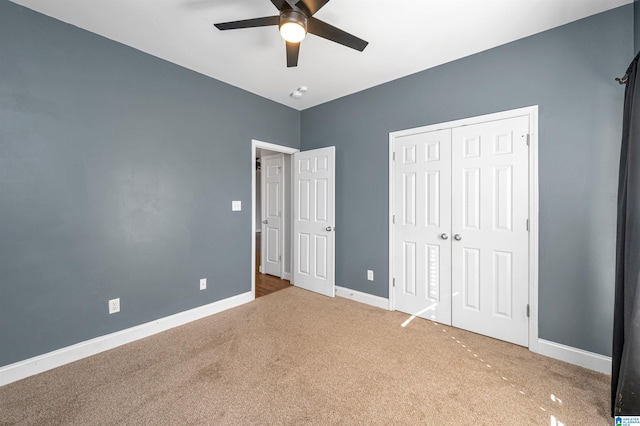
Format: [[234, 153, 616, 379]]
[[300, 5, 633, 356], [0, 1, 300, 366]]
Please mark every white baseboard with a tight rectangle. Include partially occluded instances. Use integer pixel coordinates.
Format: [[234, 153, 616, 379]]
[[335, 286, 390, 310], [283, 272, 291, 280], [0, 291, 254, 387], [536, 339, 611, 374]]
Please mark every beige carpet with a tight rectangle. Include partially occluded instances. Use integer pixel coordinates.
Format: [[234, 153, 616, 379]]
[[0, 287, 610, 425]]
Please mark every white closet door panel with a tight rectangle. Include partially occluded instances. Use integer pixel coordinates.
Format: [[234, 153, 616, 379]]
[[451, 116, 530, 346], [393, 129, 452, 324]]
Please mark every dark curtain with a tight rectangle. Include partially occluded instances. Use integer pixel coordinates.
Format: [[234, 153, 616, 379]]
[[613, 51, 640, 416]]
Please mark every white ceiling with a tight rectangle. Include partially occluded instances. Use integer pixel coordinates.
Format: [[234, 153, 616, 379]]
[[10, 0, 632, 110]]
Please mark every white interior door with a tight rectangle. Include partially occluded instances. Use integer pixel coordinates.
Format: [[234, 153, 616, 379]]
[[293, 146, 335, 297], [261, 153, 283, 277], [393, 129, 452, 323], [451, 116, 530, 346]]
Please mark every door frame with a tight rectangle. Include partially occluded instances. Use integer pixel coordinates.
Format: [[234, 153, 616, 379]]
[[252, 140, 299, 299], [387, 106, 539, 351]]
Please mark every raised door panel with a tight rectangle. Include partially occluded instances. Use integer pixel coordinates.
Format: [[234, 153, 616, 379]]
[[297, 233, 310, 276]]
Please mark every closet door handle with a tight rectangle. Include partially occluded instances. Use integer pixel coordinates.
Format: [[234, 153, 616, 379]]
[[454, 234, 462, 241], [440, 233, 449, 240]]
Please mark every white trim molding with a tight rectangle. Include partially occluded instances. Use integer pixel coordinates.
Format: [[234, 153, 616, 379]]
[[335, 286, 390, 310], [0, 291, 253, 387], [536, 339, 611, 374]]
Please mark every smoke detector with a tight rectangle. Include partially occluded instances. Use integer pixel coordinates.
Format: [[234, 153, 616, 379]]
[[290, 86, 308, 99]]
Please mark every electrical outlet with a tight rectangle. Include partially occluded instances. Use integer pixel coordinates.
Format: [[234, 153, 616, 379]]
[[367, 270, 374, 281], [108, 298, 120, 314], [200, 278, 207, 290], [232, 201, 241, 211]]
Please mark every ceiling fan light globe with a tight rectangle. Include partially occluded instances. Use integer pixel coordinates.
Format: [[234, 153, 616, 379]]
[[280, 22, 306, 43]]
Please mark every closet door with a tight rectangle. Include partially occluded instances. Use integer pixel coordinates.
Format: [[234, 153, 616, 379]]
[[450, 116, 530, 346], [393, 129, 452, 324]]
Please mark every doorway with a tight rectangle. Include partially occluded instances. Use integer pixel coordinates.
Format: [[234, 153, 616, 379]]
[[259, 152, 286, 278], [252, 140, 337, 300], [252, 141, 297, 298], [388, 106, 539, 349]]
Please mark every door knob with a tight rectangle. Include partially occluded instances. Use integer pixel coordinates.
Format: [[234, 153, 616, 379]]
[[262, 220, 268, 224], [325, 226, 333, 232], [454, 234, 462, 241], [440, 233, 449, 240]]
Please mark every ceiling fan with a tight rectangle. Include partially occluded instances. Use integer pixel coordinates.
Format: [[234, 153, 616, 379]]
[[213, 0, 368, 67]]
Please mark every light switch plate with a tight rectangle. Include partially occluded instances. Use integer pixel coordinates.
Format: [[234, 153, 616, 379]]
[[367, 270, 374, 281], [199, 278, 207, 290], [232, 201, 241, 211]]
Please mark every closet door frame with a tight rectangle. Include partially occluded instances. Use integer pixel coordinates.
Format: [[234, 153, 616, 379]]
[[388, 106, 539, 351]]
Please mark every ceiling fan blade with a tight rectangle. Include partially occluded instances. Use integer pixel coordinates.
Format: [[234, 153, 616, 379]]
[[307, 18, 368, 52], [294, 0, 329, 16], [214, 16, 279, 31], [286, 41, 300, 67], [271, 0, 292, 11]]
